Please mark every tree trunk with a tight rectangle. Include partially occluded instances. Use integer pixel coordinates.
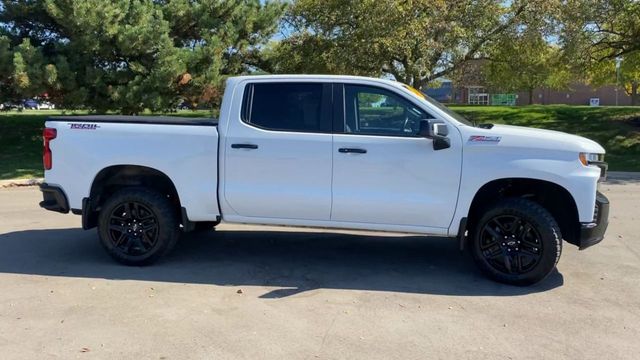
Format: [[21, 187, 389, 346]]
[[632, 81, 639, 106], [412, 76, 425, 91], [528, 88, 534, 105]]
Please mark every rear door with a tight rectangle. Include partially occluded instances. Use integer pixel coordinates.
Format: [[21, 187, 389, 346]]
[[222, 81, 334, 221]]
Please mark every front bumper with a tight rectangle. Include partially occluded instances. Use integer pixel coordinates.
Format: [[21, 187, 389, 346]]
[[578, 191, 609, 250], [39, 183, 69, 213]]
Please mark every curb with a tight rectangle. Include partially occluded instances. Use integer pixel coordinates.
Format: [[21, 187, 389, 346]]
[[0, 178, 44, 188], [606, 171, 640, 181]]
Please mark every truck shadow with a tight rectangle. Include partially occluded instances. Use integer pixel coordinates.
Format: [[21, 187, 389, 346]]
[[0, 227, 563, 297]]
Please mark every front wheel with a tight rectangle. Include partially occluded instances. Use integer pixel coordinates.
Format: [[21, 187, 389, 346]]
[[98, 188, 180, 266], [471, 198, 562, 286]]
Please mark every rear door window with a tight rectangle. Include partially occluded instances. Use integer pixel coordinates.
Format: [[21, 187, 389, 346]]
[[243, 83, 330, 133]]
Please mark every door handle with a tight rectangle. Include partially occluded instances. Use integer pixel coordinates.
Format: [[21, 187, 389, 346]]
[[338, 148, 367, 154], [231, 143, 258, 149]]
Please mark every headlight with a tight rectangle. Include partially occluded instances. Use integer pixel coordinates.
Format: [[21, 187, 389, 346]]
[[580, 152, 608, 181], [579, 153, 605, 166]]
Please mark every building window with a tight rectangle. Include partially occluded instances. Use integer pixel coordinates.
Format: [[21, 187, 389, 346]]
[[468, 87, 489, 105]]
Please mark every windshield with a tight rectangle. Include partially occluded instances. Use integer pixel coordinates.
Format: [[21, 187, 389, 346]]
[[401, 84, 474, 126]]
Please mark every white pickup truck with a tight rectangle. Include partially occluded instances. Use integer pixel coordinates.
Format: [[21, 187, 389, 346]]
[[39, 75, 609, 285]]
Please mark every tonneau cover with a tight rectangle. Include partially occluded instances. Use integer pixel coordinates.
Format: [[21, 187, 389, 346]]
[[48, 115, 217, 126]]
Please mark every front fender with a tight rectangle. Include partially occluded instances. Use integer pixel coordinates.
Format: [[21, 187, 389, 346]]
[[449, 151, 600, 236]]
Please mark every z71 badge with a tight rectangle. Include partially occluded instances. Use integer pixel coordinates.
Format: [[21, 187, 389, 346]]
[[69, 123, 100, 130], [468, 135, 501, 143]]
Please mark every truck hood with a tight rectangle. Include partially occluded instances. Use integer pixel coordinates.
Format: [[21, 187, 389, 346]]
[[487, 124, 605, 154]]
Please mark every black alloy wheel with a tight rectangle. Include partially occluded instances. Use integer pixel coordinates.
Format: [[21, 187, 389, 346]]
[[471, 198, 562, 286], [98, 188, 180, 265], [107, 201, 159, 256], [478, 215, 543, 275]]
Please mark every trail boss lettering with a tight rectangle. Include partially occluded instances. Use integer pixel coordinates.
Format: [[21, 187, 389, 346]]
[[69, 123, 99, 130]]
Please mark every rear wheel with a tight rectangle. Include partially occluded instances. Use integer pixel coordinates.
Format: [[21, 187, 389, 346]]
[[471, 198, 562, 286], [98, 188, 180, 265]]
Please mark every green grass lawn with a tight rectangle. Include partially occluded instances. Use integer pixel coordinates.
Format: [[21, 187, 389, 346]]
[[0, 110, 67, 180], [1, 106, 639, 180]]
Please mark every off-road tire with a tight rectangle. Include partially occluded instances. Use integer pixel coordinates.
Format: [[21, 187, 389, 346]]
[[98, 188, 180, 265], [471, 198, 562, 286]]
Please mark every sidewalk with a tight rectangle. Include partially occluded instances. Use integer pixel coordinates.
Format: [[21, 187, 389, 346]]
[[607, 171, 640, 181], [0, 178, 43, 188]]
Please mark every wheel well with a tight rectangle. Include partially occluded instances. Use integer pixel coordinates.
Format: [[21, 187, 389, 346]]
[[467, 178, 580, 246], [88, 165, 181, 221]]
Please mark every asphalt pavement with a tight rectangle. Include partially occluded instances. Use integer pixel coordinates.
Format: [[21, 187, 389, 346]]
[[0, 182, 639, 359]]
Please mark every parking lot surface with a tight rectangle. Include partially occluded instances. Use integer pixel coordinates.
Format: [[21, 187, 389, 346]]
[[0, 182, 639, 359]]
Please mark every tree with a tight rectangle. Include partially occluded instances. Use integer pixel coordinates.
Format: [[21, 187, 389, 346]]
[[485, 31, 571, 104], [558, 0, 640, 105], [561, 0, 640, 61], [263, 0, 558, 89], [0, 36, 18, 102], [0, 0, 285, 113], [589, 52, 640, 105], [257, 35, 349, 75], [160, 0, 285, 108], [0, 35, 51, 103], [620, 54, 640, 105]]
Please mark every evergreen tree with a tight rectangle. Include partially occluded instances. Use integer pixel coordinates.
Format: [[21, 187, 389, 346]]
[[0, 0, 285, 113]]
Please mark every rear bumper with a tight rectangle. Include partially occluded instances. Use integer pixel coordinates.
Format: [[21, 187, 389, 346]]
[[39, 183, 69, 213], [578, 191, 609, 250]]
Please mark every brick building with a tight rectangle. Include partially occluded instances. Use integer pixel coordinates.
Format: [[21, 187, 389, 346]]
[[425, 80, 632, 106], [515, 83, 632, 106], [423, 59, 633, 106]]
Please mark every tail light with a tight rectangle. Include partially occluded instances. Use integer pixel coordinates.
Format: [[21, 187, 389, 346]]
[[43, 127, 57, 170]]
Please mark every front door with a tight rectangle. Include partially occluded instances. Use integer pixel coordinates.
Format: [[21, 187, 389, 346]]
[[331, 84, 462, 230], [223, 81, 333, 221]]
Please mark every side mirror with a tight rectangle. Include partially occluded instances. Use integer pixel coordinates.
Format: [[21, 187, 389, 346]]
[[418, 119, 451, 150], [433, 123, 449, 137]]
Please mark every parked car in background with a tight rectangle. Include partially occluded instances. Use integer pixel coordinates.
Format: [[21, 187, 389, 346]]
[[37, 101, 55, 110], [1, 102, 23, 111], [176, 100, 193, 110], [23, 99, 39, 110]]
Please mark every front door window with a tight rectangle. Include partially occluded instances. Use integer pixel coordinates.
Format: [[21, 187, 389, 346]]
[[344, 85, 431, 137]]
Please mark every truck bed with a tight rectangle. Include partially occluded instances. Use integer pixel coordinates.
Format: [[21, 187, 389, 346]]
[[44, 115, 220, 222]]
